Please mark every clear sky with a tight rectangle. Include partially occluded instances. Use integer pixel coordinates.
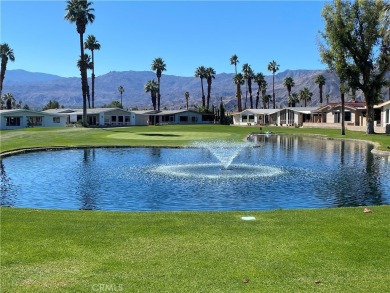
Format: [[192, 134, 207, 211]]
[[1, 0, 328, 78]]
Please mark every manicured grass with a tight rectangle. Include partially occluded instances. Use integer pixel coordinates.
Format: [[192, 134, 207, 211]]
[[1, 206, 389, 292], [1, 124, 389, 154]]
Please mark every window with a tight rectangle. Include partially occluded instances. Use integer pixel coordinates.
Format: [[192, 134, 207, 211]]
[[125, 116, 130, 123], [248, 115, 254, 122], [118, 116, 124, 123], [242, 115, 248, 122], [111, 116, 117, 122], [344, 111, 351, 122], [191, 116, 198, 122], [179, 116, 188, 122], [386, 109, 389, 124], [53, 117, 60, 123], [6, 117, 21, 126]]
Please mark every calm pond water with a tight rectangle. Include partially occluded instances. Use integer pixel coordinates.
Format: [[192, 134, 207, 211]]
[[1, 135, 389, 211]]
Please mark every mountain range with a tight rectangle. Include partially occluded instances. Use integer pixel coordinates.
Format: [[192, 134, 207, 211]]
[[3, 69, 383, 111]]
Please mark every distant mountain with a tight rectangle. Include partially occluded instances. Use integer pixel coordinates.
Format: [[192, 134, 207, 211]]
[[3, 69, 386, 111], [4, 69, 64, 83]]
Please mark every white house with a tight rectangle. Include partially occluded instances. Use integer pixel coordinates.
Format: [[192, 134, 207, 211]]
[[232, 109, 280, 126], [0, 109, 67, 130], [375, 100, 390, 133], [44, 108, 143, 126], [133, 109, 214, 125]]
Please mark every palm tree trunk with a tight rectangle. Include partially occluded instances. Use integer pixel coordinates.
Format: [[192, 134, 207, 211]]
[[91, 50, 95, 108], [79, 32, 87, 126], [272, 74, 276, 109], [206, 82, 211, 110], [237, 84, 242, 112], [201, 78, 205, 107], [0, 59, 7, 99], [157, 77, 161, 112], [319, 85, 323, 104]]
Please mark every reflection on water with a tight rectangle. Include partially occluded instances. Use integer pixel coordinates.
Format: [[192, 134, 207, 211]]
[[1, 135, 389, 211]]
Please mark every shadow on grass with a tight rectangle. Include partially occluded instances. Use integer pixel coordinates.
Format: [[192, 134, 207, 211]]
[[139, 133, 182, 137]]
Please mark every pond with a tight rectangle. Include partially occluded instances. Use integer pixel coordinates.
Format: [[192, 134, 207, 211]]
[[1, 135, 389, 211]]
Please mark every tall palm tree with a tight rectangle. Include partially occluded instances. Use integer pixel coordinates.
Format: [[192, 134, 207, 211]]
[[0, 43, 15, 98], [65, 0, 95, 126], [76, 54, 92, 113], [151, 57, 166, 111], [233, 73, 244, 112], [185, 91, 190, 110], [242, 64, 255, 109], [118, 85, 124, 108], [205, 67, 216, 110], [84, 34, 101, 108], [299, 87, 313, 107], [254, 73, 267, 109], [283, 77, 295, 107], [144, 80, 158, 110], [315, 74, 326, 104], [267, 60, 280, 109], [194, 66, 207, 107], [230, 54, 239, 75]]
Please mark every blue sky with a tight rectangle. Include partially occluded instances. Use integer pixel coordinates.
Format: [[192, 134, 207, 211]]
[[1, 0, 328, 78]]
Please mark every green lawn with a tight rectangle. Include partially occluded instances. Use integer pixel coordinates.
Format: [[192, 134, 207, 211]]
[[1, 124, 389, 292], [1, 206, 390, 292], [1, 124, 389, 154]]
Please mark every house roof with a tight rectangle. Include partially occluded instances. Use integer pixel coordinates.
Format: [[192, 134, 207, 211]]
[[132, 109, 209, 116], [238, 109, 281, 115], [0, 109, 66, 117], [375, 100, 390, 108], [43, 108, 132, 115]]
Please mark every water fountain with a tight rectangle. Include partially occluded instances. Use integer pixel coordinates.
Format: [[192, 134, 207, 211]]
[[153, 140, 285, 179]]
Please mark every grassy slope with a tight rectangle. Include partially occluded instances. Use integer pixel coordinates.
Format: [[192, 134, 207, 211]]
[[1, 207, 390, 292]]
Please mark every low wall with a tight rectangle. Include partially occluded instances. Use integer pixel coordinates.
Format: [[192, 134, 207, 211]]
[[303, 123, 386, 133]]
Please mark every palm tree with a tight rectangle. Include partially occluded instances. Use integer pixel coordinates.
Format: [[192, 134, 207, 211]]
[[315, 74, 326, 104], [84, 34, 101, 108], [254, 73, 267, 109], [0, 43, 15, 98], [205, 67, 216, 110], [144, 80, 158, 110], [118, 85, 124, 108], [151, 57, 166, 111], [65, 0, 95, 126], [230, 54, 239, 75], [185, 91, 190, 110], [1, 93, 15, 109], [233, 73, 245, 112], [78, 53, 93, 108], [267, 60, 280, 109], [263, 94, 272, 109], [76, 54, 92, 113], [194, 66, 207, 107], [289, 92, 299, 108], [299, 87, 313, 107], [242, 64, 255, 109], [283, 77, 295, 107]]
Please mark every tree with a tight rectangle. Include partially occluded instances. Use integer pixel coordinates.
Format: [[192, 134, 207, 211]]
[[118, 85, 124, 108], [1, 93, 15, 109], [219, 97, 226, 125], [267, 60, 279, 109], [230, 54, 239, 75], [84, 34, 101, 108], [233, 73, 244, 112], [314, 74, 326, 104], [76, 54, 93, 109], [299, 87, 313, 107], [43, 100, 62, 110], [0, 43, 15, 99], [242, 63, 255, 109], [254, 73, 267, 109], [185, 91, 190, 110], [144, 80, 158, 110], [205, 67, 216, 110], [194, 66, 207, 107], [320, 0, 390, 134], [65, 0, 95, 126], [283, 76, 295, 107], [151, 57, 166, 111]]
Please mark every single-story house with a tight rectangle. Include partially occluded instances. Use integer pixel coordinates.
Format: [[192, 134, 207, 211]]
[[232, 109, 280, 126], [277, 107, 319, 126], [133, 109, 215, 125], [0, 109, 67, 130], [44, 108, 144, 126]]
